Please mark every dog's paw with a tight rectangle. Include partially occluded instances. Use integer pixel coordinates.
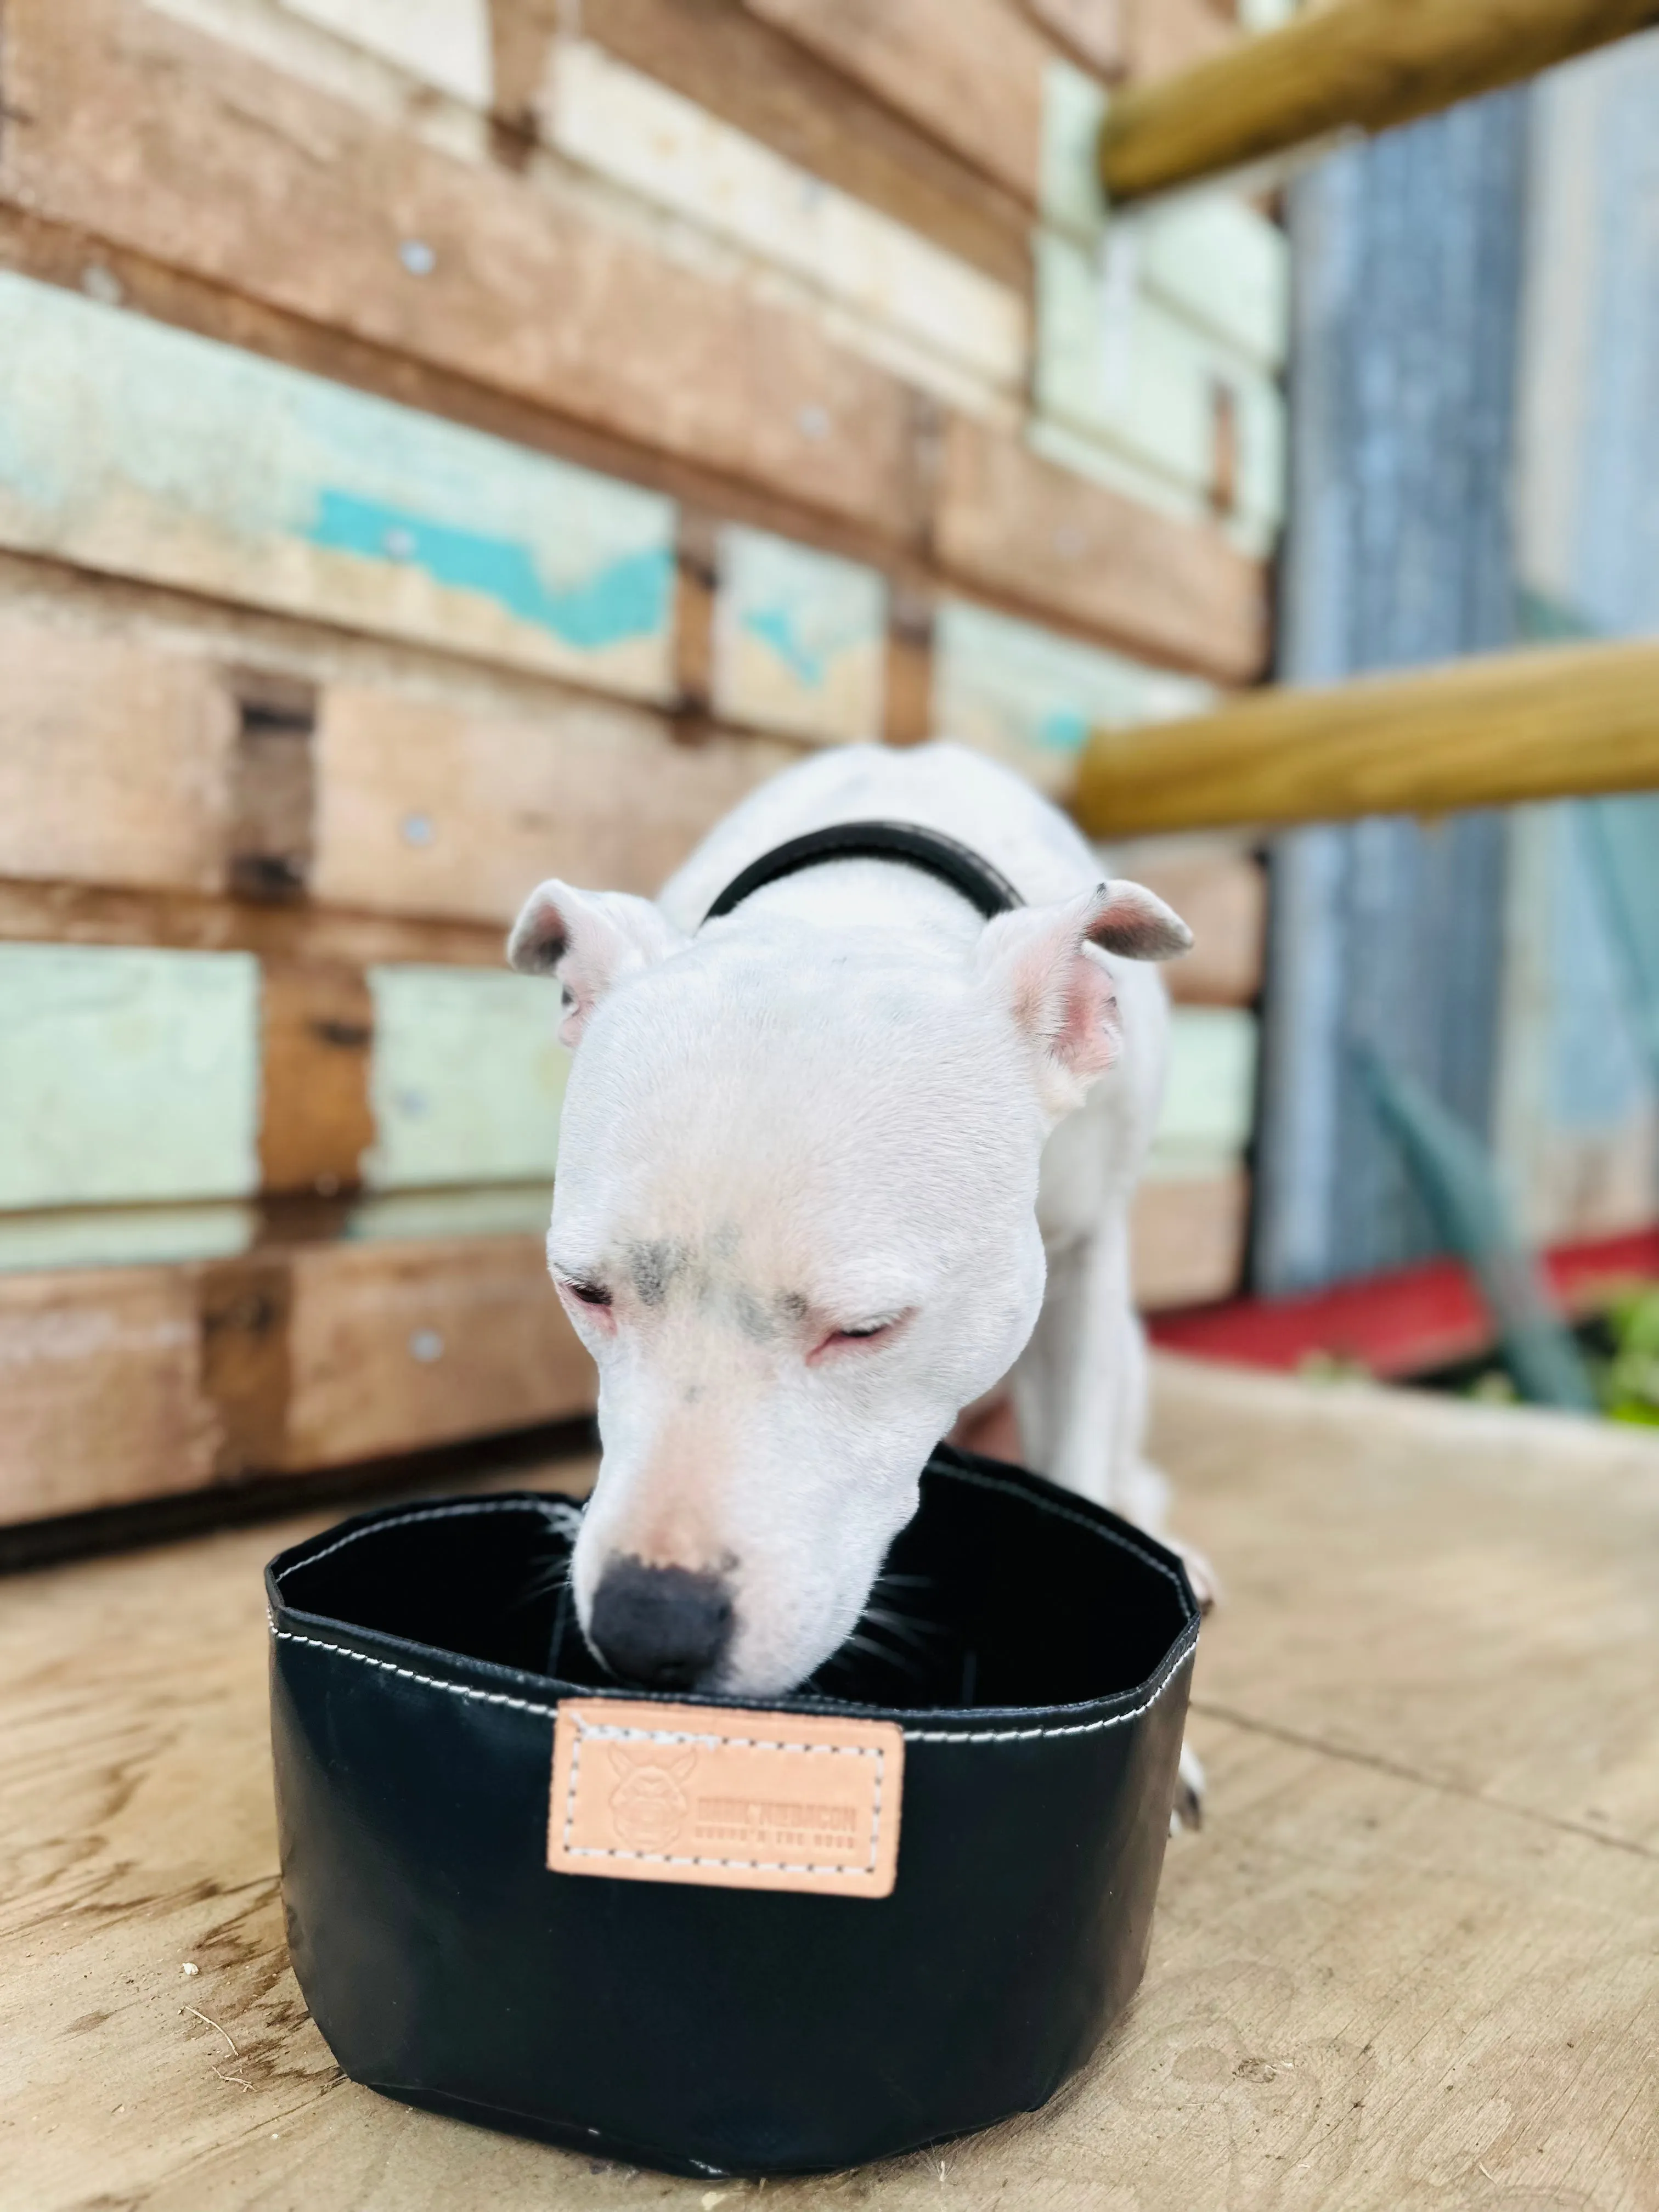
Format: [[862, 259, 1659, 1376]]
[[1170, 1741, 1206, 1835]]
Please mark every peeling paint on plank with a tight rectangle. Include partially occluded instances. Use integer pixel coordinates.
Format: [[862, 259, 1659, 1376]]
[[0, 274, 676, 697], [364, 967, 572, 1189], [0, 946, 261, 1210], [933, 599, 1211, 795], [714, 527, 888, 746]]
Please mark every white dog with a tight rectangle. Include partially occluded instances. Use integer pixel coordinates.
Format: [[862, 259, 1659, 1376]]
[[510, 741, 1203, 1807]]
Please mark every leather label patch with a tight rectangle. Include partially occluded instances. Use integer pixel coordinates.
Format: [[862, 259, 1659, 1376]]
[[548, 1698, 905, 1898]]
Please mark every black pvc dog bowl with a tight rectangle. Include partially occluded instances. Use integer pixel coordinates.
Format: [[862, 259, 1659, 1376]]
[[267, 1445, 1199, 2177]]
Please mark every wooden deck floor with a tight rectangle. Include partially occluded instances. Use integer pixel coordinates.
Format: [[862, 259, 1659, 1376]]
[[3, 1357, 1656, 2211]]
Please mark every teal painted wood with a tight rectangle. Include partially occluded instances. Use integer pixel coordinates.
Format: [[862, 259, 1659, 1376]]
[[1034, 232, 1286, 533], [0, 274, 676, 698], [0, 946, 261, 1210], [1138, 196, 1290, 374], [1147, 1008, 1259, 1182], [364, 967, 571, 1189], [932, 599, 1211, 795], [0, 1202, 256, 1275], [1039, 59, 1108, 242], [713, 527, 888, 746]]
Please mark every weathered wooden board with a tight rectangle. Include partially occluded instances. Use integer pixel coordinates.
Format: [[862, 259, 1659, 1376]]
[[0, 1264, 219, 1518], [572, 0, 1034, 290], [933, 417, 1269, 684], [933, 596, 1212, 795], [157, 1, 1028, 416], [1149, 1006, 1259, 1180], [1152, 1354, 1659, 1854], [541, 40, 1029, 411], [364, 968, 569, 1190], [4, 1358, 1654, 2205], [713, 526, 888, 745], [2, 0, 916, 539], [0, 944, 575, 1209], [313, 681, 802, 923], [1107, 836, 1267, 1008], [0, 946, 262, 1211], [0, 1203, 257, 1276], [0, 1227, 590, 1519], [1026, 0, 1124, 77], [0, 555, 801, 918], [1035, 230, 1286, 533], [0, 601, 238, 896], [1125, 0, 1240, 86], [1131, 1166, 1249, 1310], [275, 0, 494, 104], [258, 960, 376, 1198], [742, 0, 1056, 205], [1039, 52, 1110, 239], [0, 875, 504, 973], [280, 1232, 587, 1466], [1138, 193, 1291, 374], [0, 273, 678, 698]]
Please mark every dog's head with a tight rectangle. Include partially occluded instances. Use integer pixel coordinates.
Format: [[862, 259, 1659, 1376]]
[[509, 873, 1188, 1699]]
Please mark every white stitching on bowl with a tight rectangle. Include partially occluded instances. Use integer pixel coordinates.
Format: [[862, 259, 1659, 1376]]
[[273, 1496, 582, 1582], [266, 1621, 1197, 1745], [273, 1464, 1190, 1602]]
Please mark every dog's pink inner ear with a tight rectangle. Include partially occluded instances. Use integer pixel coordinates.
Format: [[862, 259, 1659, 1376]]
[[506, 880, 687, 1047], [979, 880, 1189, 1118]]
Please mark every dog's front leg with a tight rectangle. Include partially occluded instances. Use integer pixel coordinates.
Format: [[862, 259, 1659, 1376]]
[[1012, 1211, 1210, 1831], [1011, 1210, 1152, 1516]]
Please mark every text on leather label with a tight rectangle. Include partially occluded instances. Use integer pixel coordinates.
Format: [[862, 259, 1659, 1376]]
[[548, 1698, 904, 1898]]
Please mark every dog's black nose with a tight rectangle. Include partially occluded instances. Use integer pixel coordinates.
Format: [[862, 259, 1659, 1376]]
[[588, 1558, 734, 1690]]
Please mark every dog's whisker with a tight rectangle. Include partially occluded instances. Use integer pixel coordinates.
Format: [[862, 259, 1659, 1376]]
[[508, 1559, 571, 1610], [861, 1605, 945, 1648]]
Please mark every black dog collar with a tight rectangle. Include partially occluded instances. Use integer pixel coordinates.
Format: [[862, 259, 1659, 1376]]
[[701, 820, 1024, 926]]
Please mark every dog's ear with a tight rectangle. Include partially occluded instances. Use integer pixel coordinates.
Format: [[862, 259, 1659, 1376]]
[[977, 881, 1191, 1119], [507, 879, 688, 1047]]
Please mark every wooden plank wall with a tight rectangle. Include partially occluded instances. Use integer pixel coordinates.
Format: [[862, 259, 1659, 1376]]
[[0, 0, 1279, 1527]]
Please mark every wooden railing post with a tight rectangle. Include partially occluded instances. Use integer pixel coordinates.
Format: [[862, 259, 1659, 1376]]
[[1075, 640, 1659, 837], [1100, 0, 1659, 204]]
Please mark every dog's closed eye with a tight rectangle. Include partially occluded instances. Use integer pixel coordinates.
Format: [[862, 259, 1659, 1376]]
[[809, 1311, 915, 1364], [556, 1276, 613, 1312]]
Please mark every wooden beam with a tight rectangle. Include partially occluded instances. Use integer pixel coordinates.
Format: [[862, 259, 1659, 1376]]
[[0, 1229, 593, 1522], [742, 0, 1056, 205], [573, 0, 1033, 289], [1075, 639, 1659, 837], [1100, 0, 1659, 204], [0, 581, 801, 926], [933, 417, 1268, 686]]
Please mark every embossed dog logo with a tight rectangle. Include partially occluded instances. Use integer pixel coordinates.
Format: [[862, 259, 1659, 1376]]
[[607, 1744, 697, 1851]]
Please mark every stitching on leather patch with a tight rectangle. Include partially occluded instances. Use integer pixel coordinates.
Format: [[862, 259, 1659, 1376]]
[[548, 1699, 905, 1898]]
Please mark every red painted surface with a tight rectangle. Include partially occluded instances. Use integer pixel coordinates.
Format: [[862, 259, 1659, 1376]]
[[1147, 1226, 1659, 1379]]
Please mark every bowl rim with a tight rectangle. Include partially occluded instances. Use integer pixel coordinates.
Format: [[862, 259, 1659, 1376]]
[[266, 1447, 1200, 1747]]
